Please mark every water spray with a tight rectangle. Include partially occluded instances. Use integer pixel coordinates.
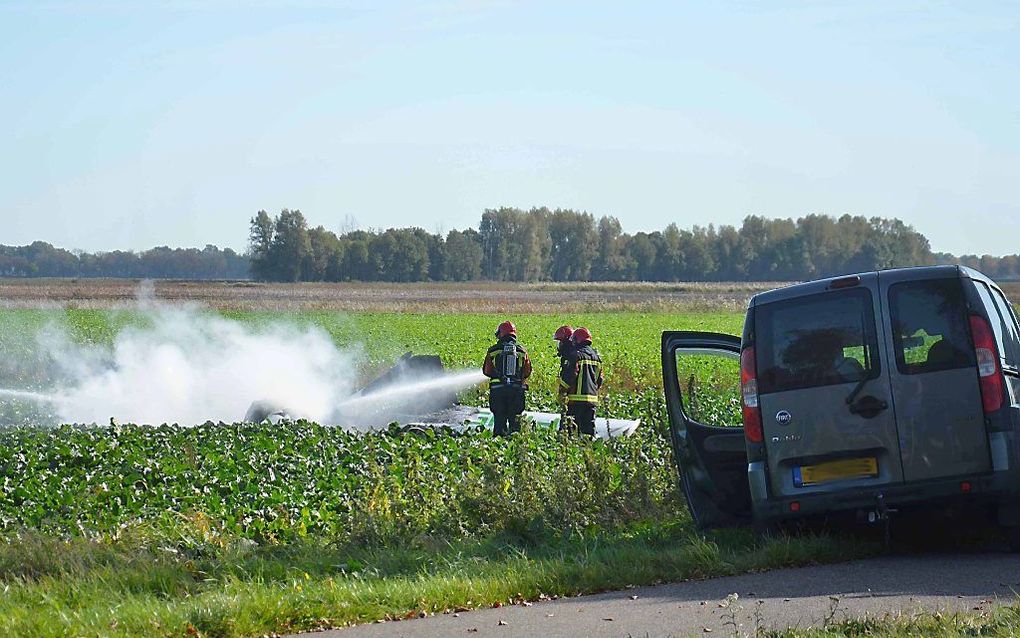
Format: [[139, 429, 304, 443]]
[[0, 388, 65, 404], [330, 369, 486, 427]]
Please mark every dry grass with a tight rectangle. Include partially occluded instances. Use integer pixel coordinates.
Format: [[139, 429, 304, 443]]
[[0, 278, 782, 312], [1002, 281, 1020, 300]]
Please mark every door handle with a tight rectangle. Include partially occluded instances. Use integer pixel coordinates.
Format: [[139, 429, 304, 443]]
[[849, 395, 889, 419]]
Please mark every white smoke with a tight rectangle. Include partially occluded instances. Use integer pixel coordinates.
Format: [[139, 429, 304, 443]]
[[32, 290, 360, 426]]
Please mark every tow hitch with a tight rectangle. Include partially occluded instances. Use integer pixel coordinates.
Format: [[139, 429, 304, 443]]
[[862, 492, 897, 546]]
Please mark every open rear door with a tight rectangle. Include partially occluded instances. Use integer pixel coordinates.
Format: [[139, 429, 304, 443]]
[[661, 331, 751, 528]]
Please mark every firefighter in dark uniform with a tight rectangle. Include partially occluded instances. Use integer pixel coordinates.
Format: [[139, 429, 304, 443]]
[[553, 325, 575, 431], [482, 321, 533, 437], [560, 327, 603, 436]]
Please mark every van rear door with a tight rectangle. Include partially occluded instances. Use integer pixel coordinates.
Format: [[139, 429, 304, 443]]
[[661, 331, 751, 528], [879, 272, 991, 481], [754, 276, 905, 500]]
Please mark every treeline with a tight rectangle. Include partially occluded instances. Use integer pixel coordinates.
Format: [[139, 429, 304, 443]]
[[251, 207, 1019, 282], [5, 209, 1018, 282], [935, 253, 1020, 282], [248, 209, 482, 282], [0, 242, 249, 279]]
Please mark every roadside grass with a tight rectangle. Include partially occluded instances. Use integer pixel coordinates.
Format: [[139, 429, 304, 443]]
[[0, 520, 879, 638], [764, 605, 1020, 637]]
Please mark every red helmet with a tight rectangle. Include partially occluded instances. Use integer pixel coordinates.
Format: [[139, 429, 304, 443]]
[[553, 325, 574, 341], [571, 327, 592, 345], [495, 321, 517, 339]]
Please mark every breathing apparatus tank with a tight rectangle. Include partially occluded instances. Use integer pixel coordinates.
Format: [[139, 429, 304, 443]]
[[501, 341, 518, 384]]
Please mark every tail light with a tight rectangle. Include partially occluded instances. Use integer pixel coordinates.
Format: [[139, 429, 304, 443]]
[[969, 315, 1004, 414], [741, 346, 763, 443]]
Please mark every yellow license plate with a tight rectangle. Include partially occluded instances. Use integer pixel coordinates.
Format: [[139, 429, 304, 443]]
[[795, 457, 878, 487]]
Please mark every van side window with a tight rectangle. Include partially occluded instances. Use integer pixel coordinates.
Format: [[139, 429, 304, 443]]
[[756, 288, 880, 394], [889, 279, 974, 375], [987, 285, 1020, 368]]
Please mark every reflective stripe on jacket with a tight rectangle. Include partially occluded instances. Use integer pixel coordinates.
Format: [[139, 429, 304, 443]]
[[560, 345, 603, 404]]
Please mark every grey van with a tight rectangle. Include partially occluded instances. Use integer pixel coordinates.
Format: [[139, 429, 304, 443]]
[[662, 266, 1020, 538]]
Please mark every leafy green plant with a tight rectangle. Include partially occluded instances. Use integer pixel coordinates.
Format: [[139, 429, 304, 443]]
[[0, 422, 679, 546]]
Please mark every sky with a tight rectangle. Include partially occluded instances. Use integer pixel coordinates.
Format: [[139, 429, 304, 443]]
[[0, 1, 1018, 256]]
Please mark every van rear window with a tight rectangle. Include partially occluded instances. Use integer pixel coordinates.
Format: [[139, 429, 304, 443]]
[[756, 288, 880, 394], [889, 279, 975, 375]]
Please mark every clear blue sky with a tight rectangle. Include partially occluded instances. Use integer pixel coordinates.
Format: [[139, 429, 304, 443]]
[[1, 1, 1017, 255]]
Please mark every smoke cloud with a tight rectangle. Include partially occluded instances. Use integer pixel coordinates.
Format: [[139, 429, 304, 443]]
[[5, 286, 361, 426], [1, 283, 491, 428]]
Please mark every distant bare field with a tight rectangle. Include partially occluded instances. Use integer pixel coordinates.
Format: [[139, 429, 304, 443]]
[[0, 278, 786, 312]]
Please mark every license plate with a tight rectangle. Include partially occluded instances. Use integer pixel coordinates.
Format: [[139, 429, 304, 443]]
[[793, 457, 878, 487]]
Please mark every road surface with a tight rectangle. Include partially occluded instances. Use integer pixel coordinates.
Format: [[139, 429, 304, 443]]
[[289, 554, 1020, 638]]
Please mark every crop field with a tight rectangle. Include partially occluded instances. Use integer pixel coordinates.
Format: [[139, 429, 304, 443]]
[[0, 295, 875, 637], [0, 308, 745, 427], [0, 310, 744, 537]]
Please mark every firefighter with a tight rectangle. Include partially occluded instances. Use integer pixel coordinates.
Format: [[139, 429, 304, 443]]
[[560, 326, 603, 436], [553, 325, 575, 431], [482, 321, 533, 437]]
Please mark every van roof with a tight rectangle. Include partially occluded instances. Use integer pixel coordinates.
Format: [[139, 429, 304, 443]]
[[750, 264, 993, 307]]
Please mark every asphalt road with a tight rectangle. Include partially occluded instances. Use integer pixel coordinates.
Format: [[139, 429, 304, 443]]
[[290, 554, 1020, 638]]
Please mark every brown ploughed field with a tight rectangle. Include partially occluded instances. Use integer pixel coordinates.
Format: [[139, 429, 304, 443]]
[[0, 278, 784, 312]]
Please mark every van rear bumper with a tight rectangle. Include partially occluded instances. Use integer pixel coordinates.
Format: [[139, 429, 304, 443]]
[[753, 469, 1020, 522]]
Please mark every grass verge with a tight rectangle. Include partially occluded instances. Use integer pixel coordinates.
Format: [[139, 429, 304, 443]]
[[767, 605, 1020, 637], [0, 520, 878, 638]]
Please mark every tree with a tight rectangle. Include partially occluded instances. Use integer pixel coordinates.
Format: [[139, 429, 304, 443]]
[[479, 207, 551, 281], [593, 216, 626, 280], [714, 225, 750, 280], [658, 224, 685, 281], [547, 209, 597, 281], [248, 210, 274, 280], [268, 209, 311, 282], [479, 208, 516, 280], [342, 238, 373, 281], [306, 226, 342, 281], [630, 232, 659, 281], [682, 226, 718, 280], [5, 209, 1010, 282], [371, 228, 430, 282], [421, 230, 446, 282], [443, 229, 482, 281]]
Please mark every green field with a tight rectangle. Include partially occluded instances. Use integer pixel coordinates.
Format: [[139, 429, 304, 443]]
[[0, 309, 745, 428], [0, 307, 881, 637], [0, 308, 744, 385]]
